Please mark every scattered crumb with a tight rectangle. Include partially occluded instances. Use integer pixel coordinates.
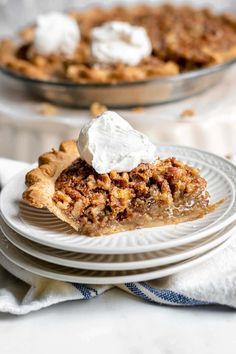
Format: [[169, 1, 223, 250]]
[[225, 154, 232, 160], [131, 107, 144, 113], [37, 103, 59, 116], [90, 102, 107, 118], [180, 109, 195, 118]]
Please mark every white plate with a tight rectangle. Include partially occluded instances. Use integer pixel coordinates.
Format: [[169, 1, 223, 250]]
[[1, 218, 235, 271], [1, 146, 236, 254], [0, 230, 233, 284]]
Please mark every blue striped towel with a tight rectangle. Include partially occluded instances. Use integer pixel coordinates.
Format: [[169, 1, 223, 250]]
[[0, 158, 236, 315]]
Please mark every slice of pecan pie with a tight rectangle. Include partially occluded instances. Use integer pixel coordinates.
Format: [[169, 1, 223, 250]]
[[23, 140, 211, 236]]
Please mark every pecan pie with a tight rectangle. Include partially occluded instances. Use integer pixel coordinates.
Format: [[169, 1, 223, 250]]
[[23, 140, 211, 236], [1, 4, 236, 84]]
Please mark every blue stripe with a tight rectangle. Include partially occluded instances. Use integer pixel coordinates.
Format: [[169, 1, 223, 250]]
[[125, 283, 154, 303], [85, 285, 99, 296], [71, 281, 211, 306], [139, 282, 211, 305], [72, 283, 92, 299]]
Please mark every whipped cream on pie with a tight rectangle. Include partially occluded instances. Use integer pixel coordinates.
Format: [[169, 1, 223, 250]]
[[34, 12, 80, 56], [91, 21, 152, 66], [77, 111, 157, 174]]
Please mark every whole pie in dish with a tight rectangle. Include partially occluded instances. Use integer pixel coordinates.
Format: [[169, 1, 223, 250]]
[[23, 140, 212, 236], [1, 4, 236, 84]]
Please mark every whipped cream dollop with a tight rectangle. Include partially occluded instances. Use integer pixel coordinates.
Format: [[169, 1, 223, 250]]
[[34, 12, 80, 56], [77, 111, 157, 174], [91, 21, 152, 66]]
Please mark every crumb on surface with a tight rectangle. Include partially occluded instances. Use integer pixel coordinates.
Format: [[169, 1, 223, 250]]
[[180, 109, 195, 118], [131, 107, 144, 113], [225, 154, 232, 160], [37, 103, 59, 116], [90, 102, 107, 118]]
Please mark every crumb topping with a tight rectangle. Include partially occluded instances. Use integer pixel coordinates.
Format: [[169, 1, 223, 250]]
[[53, 157, 209, 234]]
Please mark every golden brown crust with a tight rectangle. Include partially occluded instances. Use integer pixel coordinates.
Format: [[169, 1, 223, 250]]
[[22, 140, 80, 230], [203, 45, 236, 64]]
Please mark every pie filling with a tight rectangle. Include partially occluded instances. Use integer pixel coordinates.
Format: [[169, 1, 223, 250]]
[[1, 4, 236, 83], [52, 157, 212, 236]]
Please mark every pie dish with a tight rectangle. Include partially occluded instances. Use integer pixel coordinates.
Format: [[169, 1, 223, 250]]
[[23, 140, 212, 236], [1, 4, 236, 84]]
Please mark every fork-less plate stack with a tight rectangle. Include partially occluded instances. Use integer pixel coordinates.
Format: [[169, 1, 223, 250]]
[[1, 146, 236, 284]]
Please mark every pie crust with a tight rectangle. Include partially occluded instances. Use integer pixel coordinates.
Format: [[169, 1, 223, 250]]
[[23, 140, 81, 231], [23, 140, 211, 236]]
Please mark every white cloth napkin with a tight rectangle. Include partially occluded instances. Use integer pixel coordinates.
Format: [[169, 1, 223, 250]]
[[1, 157, 236, 315]]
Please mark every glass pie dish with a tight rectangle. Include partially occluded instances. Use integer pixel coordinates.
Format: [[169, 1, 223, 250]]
[[0, 0, 236, 108]]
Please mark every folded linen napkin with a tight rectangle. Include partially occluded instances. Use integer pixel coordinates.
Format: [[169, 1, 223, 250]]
[[1, 157, 236, 315]]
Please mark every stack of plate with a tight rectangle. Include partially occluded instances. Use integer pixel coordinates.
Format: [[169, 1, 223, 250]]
[[1, 145, 236, 284]]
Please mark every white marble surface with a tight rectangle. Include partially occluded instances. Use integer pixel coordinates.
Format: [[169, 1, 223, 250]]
[[0, 286, 236, 354]]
